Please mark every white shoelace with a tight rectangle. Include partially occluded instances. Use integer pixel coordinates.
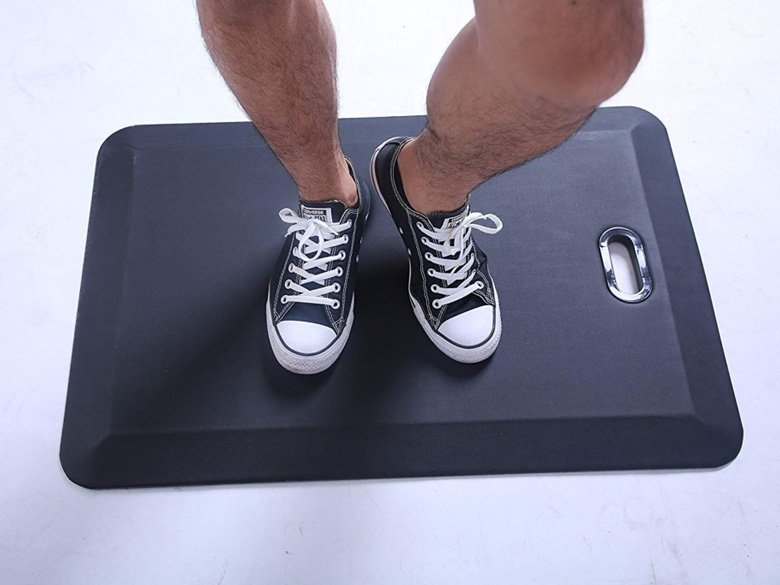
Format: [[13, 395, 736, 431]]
[[417, 212, 503, 309], [278, 208, 352, 309]]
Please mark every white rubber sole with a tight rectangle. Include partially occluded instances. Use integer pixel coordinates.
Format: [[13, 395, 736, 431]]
[[370, 140, 502, 364], [409, 281, 502, 363], [266, 291, 355, 375]]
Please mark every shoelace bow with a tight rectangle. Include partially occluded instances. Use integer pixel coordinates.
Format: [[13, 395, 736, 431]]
[[278, 208, 352, 309], [417, 212, 503, 309]]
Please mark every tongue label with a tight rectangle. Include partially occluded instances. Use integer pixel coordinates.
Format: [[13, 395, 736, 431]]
[[300, 205, 333, 223], [441, 208, 468, 230]]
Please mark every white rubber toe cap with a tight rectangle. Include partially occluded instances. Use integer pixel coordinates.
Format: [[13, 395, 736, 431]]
[[276, 321, 337, 354], [438, 305, 495, 347]]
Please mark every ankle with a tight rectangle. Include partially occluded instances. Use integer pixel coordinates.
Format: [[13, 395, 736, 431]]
[[298, 157, 358, 207], [397, 137, 467, 215]]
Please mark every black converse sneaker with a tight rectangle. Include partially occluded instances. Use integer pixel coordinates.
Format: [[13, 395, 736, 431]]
[[370, 137, 503, 363], [266, 159, 370, 374]]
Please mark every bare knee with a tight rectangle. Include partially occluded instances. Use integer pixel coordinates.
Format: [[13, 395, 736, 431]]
[[556, 4, 645, 107], [478, 0, 644, 109]]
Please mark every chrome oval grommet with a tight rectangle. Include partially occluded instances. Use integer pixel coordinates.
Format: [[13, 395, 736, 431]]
[[598, 226, 653, 303]]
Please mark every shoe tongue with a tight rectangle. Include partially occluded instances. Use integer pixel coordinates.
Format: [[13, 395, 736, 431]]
[[299, 199, 348, 224], [427, 202, 469, 230]]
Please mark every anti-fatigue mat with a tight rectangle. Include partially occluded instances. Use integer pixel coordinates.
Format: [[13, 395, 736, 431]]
[[61, 108, 742, 488]]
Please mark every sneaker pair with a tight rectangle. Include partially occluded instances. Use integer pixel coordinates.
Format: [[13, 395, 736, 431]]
[[266, 139, 503, 375]]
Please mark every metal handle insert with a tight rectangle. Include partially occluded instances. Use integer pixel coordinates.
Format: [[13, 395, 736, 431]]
[[598, 227, 653, 303]]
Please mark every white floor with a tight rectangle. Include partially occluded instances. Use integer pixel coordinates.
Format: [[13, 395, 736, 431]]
[[1, 1, 778, 583]]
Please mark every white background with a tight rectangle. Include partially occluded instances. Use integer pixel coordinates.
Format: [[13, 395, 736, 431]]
[[1, 1, 778, 583]]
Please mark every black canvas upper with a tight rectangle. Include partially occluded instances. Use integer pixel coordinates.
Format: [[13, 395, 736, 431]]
[[372, 137, 497, 336], [268, 159, 370, 345]]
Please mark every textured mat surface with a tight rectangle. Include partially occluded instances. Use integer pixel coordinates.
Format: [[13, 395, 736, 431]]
[[61, 107, 742, 488]]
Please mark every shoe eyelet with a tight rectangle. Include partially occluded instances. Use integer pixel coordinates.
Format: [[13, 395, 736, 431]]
[[416, 221, 423, 229], [431, 284, 439, 293], [284, 279, 292, 289], [333, 283, 341, 293], [332, 300, 341, 310], [421, 237, 429, 245], [432, 300, 441, 309], [281, 295, 289, 304], [424, 252, 433, 261], [343, 236, 350, 244], [427, 268, 435, 277], [288, 263, 295, 272], [335, 267, 343, 276], [476, 281, 484, 289], [347, 220, 353, 228], [338, 251, 346, 260]]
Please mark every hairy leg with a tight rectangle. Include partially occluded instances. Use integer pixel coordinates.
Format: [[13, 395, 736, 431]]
[[399, 0, 644, 214], [197, 0, 356, 204]]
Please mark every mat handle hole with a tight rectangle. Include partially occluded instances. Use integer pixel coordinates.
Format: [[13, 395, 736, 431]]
[[607, 239, 641, 294]]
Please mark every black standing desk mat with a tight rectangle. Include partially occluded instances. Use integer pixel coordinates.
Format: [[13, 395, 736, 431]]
[[61, 107, 742, 488]]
